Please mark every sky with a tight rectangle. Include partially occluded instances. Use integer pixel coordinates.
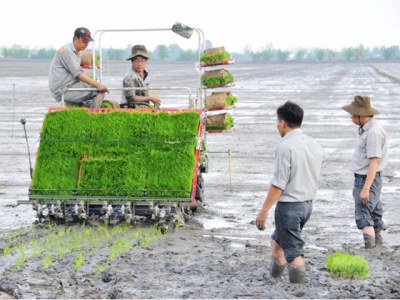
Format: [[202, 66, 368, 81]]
[[1, 0, 400, 53]]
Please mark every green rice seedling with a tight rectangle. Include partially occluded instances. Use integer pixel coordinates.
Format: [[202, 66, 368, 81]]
[[206, 115, 234, 131], [112, 225, 122, 235], [42, 253, 52, 268], [95, 264, 106, 273], [103, 218, 108, 226], [83, 227, 92, 236], [175, 215, 183, 229], [200, 51, 231, 64], [14, 250, 26, 269], [74, 252, 85, 270], [66, 227, 71, 234], [326, 251, 370, 279], [225, 94, 238, 106], [57, 246, 64, 258], [13, 245, 18, 253], [58, 228, 66, 237], [90, 234, 99, 243], [3, 245, 11, 255]]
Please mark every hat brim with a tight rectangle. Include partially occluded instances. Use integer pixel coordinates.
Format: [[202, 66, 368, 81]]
[[126, 52, 151, 61], [341, 104, 380, 116], [81, 36, 94, 42]]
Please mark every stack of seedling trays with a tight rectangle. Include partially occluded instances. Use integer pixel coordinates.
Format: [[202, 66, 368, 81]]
[[200, 47, 236, 133], [28, 107, 204, 218], [81, 51, 100, 69], [205, 91, 237, 111], [200, 46, 235, 67]]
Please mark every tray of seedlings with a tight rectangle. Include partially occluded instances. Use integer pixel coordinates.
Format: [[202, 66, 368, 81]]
[[201, 68, 235, 89], [199, 46, 235, 67], [27, 107, 206, 223], [205, 112, 234, 133], [205, 91, 237, 111]]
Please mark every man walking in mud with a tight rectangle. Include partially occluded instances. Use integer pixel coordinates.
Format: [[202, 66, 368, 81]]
[[341, 96, 388, 248], [256, 101, 325, 284]]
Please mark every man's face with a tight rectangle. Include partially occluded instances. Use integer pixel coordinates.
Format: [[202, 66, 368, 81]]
[[75, 37, 89, 51], [276, 118, 285, 137], [350, 113, 360, 125], [131, 56, 148, 73]]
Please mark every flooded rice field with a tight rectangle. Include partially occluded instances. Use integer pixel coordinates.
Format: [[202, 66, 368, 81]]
[[0, 59, 399, 298]]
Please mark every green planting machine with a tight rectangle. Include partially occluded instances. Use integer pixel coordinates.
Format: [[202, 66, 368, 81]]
[[19, 23, 214, 223]]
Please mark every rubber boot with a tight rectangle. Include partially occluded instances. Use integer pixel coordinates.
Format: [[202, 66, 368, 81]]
[[289, 264, 305, 284], [270, 256, 286, 278], [374, 229, 383, 246], [363, 233, 376, 249]]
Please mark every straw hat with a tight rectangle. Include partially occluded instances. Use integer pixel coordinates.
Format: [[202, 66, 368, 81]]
[[125, 45, 151, 60], [341, 96, 380, 116]]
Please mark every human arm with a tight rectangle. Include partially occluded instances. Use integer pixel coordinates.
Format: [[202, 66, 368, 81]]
[[76, 73, 109, 93], [255, 185, 283, 230], [359, 157, 380, 205], [133, 94, 161, 105]]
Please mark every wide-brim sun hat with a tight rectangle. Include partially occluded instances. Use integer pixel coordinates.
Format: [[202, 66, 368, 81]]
[[341, 95, 380, 116], [126, 45, 151, 60]]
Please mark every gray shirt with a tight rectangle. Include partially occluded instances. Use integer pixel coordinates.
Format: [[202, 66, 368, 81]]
[[350, 118, 388, 175], [122, 67, 149, 104], [270, 128, 325, 203], [48, 42, 83, 101]]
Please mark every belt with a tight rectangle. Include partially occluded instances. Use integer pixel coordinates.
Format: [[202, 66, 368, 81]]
[[355, 172, 381, 178]]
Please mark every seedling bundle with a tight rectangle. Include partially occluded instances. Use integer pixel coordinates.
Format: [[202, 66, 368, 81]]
[[30, 108, 202, 200], [206, 113, 234, 132], [326, 251, 370, 279], [205, 91, 237, 110], [201, 69, 235, 88], [200, 46, 231, 65], [81, 51, 100, 69]]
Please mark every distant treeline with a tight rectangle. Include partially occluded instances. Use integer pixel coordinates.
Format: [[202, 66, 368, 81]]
[[1, 42, 399, 61]]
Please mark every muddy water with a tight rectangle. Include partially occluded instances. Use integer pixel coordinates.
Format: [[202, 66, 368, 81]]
[[0, 59, 400, 298]]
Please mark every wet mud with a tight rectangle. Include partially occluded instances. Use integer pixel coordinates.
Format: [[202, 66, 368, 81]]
[[1, 59, 400, 298]]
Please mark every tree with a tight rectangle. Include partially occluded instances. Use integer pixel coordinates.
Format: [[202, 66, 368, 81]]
[[155, 45, 169, 60], [382, 46, 396, 60], [315, 49, 326, 61], [2, 45, 30, 58], [326, 49, 336, 61], [168, 44, 181, 60], [106, 47, 124, 60], [342, 47, 354, 61], [206, 40, 213, 49], [295, 49, 307, 61], [354, 44, 366, 60], [277, 49, 290, 61], [178, 49, 197, 61]]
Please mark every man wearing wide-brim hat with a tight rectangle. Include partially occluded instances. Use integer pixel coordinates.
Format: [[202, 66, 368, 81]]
[[342, 95, 388, 249], [122, 45, 161, 108]]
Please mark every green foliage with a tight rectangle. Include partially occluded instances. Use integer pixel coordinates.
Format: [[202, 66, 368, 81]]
[[315, 49, 326, 61], [155, 45, 169, 60], [277, 49, 290, 61], [3, 245, 11, 255], [95, 264, 106, 273], [226, 94, 237, 106], [200, 51, 231, 63], [2, 44, 30, 58], [202, 72, 234, 87], [42, 253, 52, 268], [178, 49, 197, 61], [106, 47, 124, 60], [74, 252, 85, 270], [206, 115, 234, 131], [326, 252, 370, 279], [31, 109, 200, 199]]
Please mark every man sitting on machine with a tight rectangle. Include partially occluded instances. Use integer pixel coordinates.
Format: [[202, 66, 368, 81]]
[[121, 45, 161, 108]]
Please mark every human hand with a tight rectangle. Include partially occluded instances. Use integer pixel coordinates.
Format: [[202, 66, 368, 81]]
[[97, 84, 109, 93], [149, 95, 161, 106], [359, 188, 369, 205], [256, 210, 268, 231]]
